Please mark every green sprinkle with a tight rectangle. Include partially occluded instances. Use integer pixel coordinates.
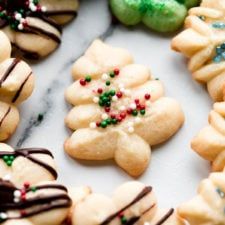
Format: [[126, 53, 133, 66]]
[[6, 161, 12, 167], [132, 110, 138, 116], [85, 75, 91, 82], [3, 155, 9, 161], [109, 72, 115, 78], [38, 114, 44, 122], [109, 90, 116, 96], [99, 100, 104, 107], [106, 118, 111, 125], [31, 187, 37, 192], [105, 101, 111, 107], [121, 216, 127, 224], [106, 81, 111, 86], [101, 121, 108, 128], [9, 155, 15, 160], [111, 118, 117, 124], [140, 110, 146, 115]]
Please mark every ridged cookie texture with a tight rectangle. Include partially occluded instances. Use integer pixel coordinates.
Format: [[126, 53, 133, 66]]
[[171, 0, 225, 102], [0, 31, 34, 141], [192, 102, 225, 172], [0, 143, 57, 187], [0, 0, 79, 58], [64, 40, 184, 177], [0, 179, 72, 225], [178, 168, 225, 225], [70, 181, 184, 225]]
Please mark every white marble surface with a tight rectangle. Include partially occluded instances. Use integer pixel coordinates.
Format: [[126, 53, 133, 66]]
[[8, 0, 213, 208]]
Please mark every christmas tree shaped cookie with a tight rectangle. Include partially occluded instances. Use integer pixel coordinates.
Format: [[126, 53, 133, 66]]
[[192, 101, 225, 172], [65, 40, 184, 177], [178, 168, 225, 224], [172, 0, 225, 101]]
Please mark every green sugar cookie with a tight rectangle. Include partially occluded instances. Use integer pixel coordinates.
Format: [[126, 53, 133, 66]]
[[110, 0, 200, 33]]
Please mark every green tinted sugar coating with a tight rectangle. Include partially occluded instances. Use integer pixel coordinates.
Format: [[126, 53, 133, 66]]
[[142, 0, 187, 32], [110, 0, 200, 33], [110, 0, 143, 25]]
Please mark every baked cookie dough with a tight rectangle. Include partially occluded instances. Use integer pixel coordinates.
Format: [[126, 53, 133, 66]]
[[172, 0, 225, 101], [110, 0, 200, 33], [178, 168, 225, 225], [0, 0, 79, 58], [71, 181, 184, 225], [0, 143, 57, 187], [0, 179, 72, 225], [64, 40, 184, 177], [0, 31, 34, 141], [192, 102, 225, 172]]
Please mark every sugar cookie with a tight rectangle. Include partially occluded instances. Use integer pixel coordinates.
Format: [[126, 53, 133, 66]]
[[65, 40, 184, 177]]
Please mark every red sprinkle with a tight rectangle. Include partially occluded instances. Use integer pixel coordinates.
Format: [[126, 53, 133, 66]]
[[134, 99, 140, 104], [21, 195, 26, 201], [20, 210, 26, 216], [96, 122, 101, 127], [114, 68, 120, 75], [127, 108, 133, 114], [140, 104, 146, 110], [120, 112, 126, 119], [116, 91, 123, 98], [80, 79, 86, 86], [110, 114, 116, 119], [97, 88, 103, 94], [24, 182, 30, 189], [21, 189, 26, 195], [105, 107, 110, 113], [145, 93, 151, 100], [118, 212, 124, 218], [116, 115, 122, 122]]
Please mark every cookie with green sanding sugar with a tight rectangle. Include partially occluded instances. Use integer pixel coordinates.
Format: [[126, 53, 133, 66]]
[[110, 0, 200, 33]]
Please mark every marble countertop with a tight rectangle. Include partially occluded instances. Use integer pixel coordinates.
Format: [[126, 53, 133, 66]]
[[8, 0, 212, 208]]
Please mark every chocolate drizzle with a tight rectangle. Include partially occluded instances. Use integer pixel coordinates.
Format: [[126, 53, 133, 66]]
[[0, 106, 11, 127], [155, 208, 174, 225], [0, 58, 20, 87], [44, 10, 77, 17], [100, 186, 153, 225], [12, 71, 32, 103], [0, 180, 71, 221], [0, 148, 57, 179]]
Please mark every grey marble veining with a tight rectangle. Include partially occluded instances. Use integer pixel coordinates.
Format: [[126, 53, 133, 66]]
[[7, 0, 212, 207]]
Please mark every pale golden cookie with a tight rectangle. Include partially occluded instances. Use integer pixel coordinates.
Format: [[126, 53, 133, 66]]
[[0, 143, 57, 187], [0, 180, 72, 225], [65, 40, 185, 177], [171, 0, 225, 101], [192, 101, 225, 172], [178, 168, 225, 225], [71, 181, 184, 225], [0, 0, 79, 58], [0, 31, 34, 141]]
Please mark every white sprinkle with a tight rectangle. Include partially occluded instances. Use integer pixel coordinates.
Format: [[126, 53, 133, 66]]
[[18, 23, 24, 30], [93, 97, 99, 103], [102, 113, 108, 120], [102, 73, 108, 80], [144, 223, 150, 225], [15, 13, 22, 20], [130, 103, 136, 110], [135, 117, 141, 123], [112, 96, 118, 102], [14, 190, 21, 198], [128, 122, 134, 127], [146, 100, 151, 107], [119, 106, 126, 111], [118, 83, 124, 89], [128, 127, 134, 133], [41, 6, 47, 12], [120, 87, 125, 93], [14, 197, 20, 203], [3, 174, 11, 181], [0, 212, 7, 220], [89, 122, 96, 129], [30, 4, 37, 12], [124, 89, 131, 96]]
